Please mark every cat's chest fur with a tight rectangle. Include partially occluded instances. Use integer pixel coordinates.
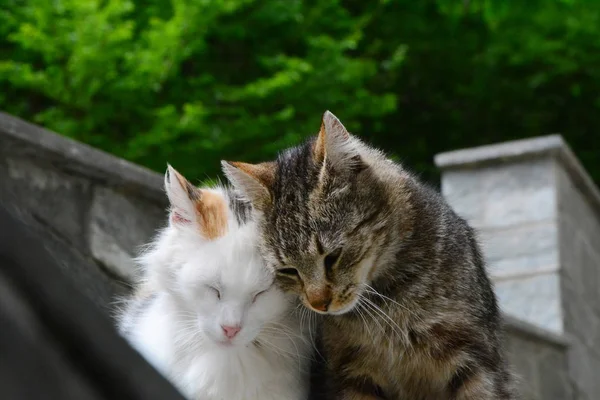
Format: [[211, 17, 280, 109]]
[[322, 308, 458, 399], [127, 294, 310, 400], [173, 341, 304, 400]]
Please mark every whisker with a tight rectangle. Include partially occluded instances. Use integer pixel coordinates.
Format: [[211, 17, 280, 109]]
[[354, 300, 375, 340], [257, 334, 313, 364], [260, 327, 310, 344], [362, 284, 423, 323], [361, 296, 406, 342], [358, 296, 385, 335]]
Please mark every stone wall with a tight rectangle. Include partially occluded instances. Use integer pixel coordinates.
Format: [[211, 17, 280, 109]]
[[0, 112, 166, 310], [504, 317, 571, 399], [0, 203, 186, 400], [0, 112, 589, 399], [436, 135, 600, 399]]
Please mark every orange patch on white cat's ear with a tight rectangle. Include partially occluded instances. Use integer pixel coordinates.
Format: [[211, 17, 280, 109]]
[[165, 164, 200, 225], [164, 165, 228, 239], [194, 190, 228, 240]]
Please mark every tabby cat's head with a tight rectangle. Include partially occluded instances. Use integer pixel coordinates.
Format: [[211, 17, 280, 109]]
[[222, 112, 404, 315]]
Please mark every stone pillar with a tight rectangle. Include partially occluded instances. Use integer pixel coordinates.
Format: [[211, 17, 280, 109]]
[[435, 135, 600, 399]]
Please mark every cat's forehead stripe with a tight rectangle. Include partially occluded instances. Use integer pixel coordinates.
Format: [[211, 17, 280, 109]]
[[195, 191, 228, 240]]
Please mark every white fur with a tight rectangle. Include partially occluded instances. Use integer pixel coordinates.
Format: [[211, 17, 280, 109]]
[[117, 171, 312, 400]]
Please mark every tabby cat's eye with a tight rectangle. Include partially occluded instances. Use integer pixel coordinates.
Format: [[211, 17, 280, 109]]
[[324, 248, 342, 272], [277, 268, 299, 277]]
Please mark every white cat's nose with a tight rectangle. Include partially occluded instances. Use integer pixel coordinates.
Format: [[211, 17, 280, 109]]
[[221, 325, 241, 339]]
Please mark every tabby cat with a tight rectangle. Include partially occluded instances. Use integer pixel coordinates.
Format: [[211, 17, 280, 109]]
[[222, 111, 517, 399]]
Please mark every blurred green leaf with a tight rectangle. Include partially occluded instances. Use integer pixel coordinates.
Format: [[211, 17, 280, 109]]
[[1, 0, 599, 186]]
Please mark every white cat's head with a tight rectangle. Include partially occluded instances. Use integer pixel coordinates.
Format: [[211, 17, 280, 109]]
[[146, 165, 292, 347]]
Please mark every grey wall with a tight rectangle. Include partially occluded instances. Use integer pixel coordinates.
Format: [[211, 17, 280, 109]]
[[1, 112, 590, 399], [436, 135, 600, 399], [0, 112, 166, 310], [505, 317, 571, 400]]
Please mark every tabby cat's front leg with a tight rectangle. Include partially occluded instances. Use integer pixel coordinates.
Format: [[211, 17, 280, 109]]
[[450, 368, 516, 400], [334, 374, 385, 400], [338, 388, 383, 400]]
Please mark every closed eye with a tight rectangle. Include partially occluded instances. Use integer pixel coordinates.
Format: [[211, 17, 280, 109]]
[[324, 248, 342, 272], [253, 289, 267, 303], [208, 286, 221, 300], [277, 267, 299, 278]]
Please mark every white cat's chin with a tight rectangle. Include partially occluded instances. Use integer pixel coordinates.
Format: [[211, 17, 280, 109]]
[[211, 335, 256, 349], [215, 340, 236, 348]]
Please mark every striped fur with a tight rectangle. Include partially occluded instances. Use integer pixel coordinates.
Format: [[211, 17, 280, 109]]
[[222, 111, 518, 400]]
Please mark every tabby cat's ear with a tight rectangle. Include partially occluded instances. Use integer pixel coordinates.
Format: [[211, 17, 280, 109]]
[[164, 165, 228, 239], [221, 160, 274, 209], [314, 110, 363, 171]]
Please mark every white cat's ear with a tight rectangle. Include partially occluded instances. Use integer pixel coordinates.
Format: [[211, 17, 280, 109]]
[[164, 165, 228, 239], [314, 111, 363, 171], [221, 160, 274, 210], [165, 164, 199, 225]]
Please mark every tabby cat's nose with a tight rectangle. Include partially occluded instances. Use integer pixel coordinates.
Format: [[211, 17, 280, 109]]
[[310, 298, 331, 312], [306, 288, 332, 312]]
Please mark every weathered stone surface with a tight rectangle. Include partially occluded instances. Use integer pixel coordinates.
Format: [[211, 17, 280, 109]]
[[0, 114, 168, 311], [440, 170, 486, 224], [495, 273, 563, 333], [441, 159, 556, 228], [561, 277, 600, 397], [0, 203, 186, 400], [0, 112, 165, 203], [1, 157, 91, 249], [46, 226, 128, 310], [504, 317, 571, 400], [0, 196, 126, 309], [0, 273, 105, 400], [89, 186, 165, 282], [435, 132, 600, 227], [553, 162, 600, 398], [557, 164, 600, 311], [479, 222, 558, 279], [434, 134, 565, 169], [565, 340, 599, 400], [437, 134, 600, 400], [481, 160, 556, 228], [488, 252, 558, 280]]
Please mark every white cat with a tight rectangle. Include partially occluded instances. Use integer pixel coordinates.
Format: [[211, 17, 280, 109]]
[[117, 165, 311, 400]]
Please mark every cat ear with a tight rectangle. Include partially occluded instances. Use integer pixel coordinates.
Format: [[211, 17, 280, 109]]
[[164, 165, 228, 239], [314, 111, 363, 171], [221, 160, 275, 209], [165, 164, 200, 225]]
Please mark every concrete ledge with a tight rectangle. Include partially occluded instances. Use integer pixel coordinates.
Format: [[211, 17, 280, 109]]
[[435, 134, 600, 223], [0, 112, 164, 204], [434, 135, 566, 170], [0, 112, 169, 296], [504, 314, 569, 348], [504, 314, 572, 400]]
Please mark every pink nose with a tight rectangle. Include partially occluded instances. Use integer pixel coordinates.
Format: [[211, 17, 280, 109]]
[[221, 325, 241, 339]]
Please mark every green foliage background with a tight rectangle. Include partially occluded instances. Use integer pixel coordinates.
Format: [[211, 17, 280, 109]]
[[1, 0, 599, 184]]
